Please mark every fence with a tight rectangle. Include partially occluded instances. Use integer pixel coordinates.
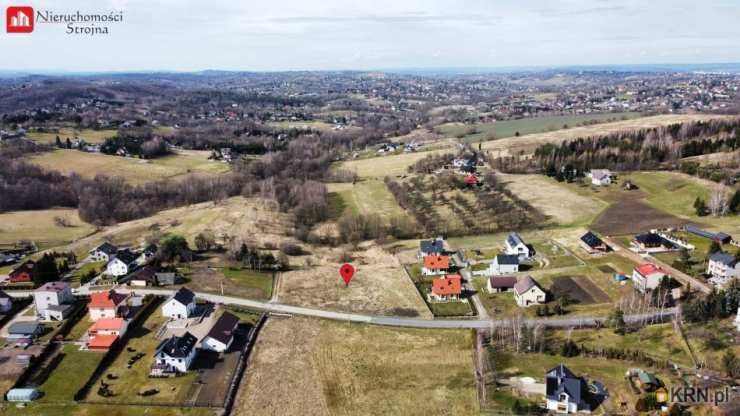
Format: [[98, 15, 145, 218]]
[[222, 312, 268, 416]]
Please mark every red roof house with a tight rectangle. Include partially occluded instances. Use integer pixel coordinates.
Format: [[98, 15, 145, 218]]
[[431, 274, 462, 301], [423, 255, 450, 275], [88, 290, 128, 321], [9, 261, 36, 283], [87, 334, 119, 351]]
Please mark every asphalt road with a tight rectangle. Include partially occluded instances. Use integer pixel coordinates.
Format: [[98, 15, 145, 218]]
[[8, 287, 677, 330]]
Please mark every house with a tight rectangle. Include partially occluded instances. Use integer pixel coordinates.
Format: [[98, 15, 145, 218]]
[[489, 254, 519, 276], [580, 231, 609, 254], [418, 238, 445, 258], [88, 317, 127, 337], [125, 266, 158, 286], [7, 322, 46, 339], [162, 287, 197, 319], [0, 289, 13, 313], [632, 232, 673, 251], [155, 272, 183, 286], [487, 276, 517, 293], [87, 334, 119, 351], [632, 264, 669, 293], [430, 275, 462, 301], [505, 232, 533, 258], [9, 260, 36, 284], [88, 290, 129, 321], [545, 364, 592, 414], [201, 311, 239, 352], [88, 242, 117, 262], [588, 169, 613, 186], [707, 251, 740, 283], [151, 331, 198, 375], [106, 249, 138, 277], [422, 255, 450, 276], [34, 281, 74, 321], [514, 276, 546, 307], [137, 244, 158, 265]]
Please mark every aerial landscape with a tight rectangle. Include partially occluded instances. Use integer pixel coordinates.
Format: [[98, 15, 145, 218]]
[[1, 1, 740, 415]]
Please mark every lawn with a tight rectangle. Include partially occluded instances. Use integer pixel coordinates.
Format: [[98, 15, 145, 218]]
[[435, 112, 641, 142], [27, 128, 118, 144], [0, 208, 96, 246], [326, 179, 412, 220], [37, 344, 105, 402], [68, 261, 106, 286], [222, 267, 274, 299], [29, 149, 231, 185], [428, 300, 475, 317], [87, 312, 198, 404], [336, 148, 452, 178], [236, 316, 478, 415]]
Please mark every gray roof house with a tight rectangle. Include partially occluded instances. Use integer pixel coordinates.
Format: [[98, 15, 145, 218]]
[[545, 364, 591, 413]]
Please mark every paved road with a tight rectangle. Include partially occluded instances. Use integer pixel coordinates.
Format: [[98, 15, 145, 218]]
[[603, 237, 712, 294], [8, 287, 676, 330]]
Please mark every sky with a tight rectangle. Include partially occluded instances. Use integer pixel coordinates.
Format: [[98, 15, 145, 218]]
[[3, 0, 740, 72]]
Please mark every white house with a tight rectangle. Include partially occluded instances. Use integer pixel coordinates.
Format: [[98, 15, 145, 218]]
[[489, 255, 519, 276], [0, 289, 12, 313], [588, 169, 613, 186], [513, 276, 546, 307], [88, 290, 129, 321], [151, 331, 198, 375], [34, 282, 74, 321], [106, 250, 138, 277], [136, 244, 158, 266], [88, 242, 117, 262], [545, 364, 592, 414], [162, 288, 197, 319], [707, 251, 740, 285], [421, 255, 450, 276], [87, 317, 128, 338], [632, 264, 669, 293], [505, 232, 532, 258], [201, 312, 239, 352]]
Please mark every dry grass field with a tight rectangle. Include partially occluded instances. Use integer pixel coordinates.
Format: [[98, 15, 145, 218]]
[[29, 149, 231, 184], [235, 316, 478, 416], [481, 114, 731, 157], [0, 208, 96, 246], [326, 180, 411, 220], [27, 128, 118, 144], [336, 148, 453, 179], [498, 173, 607, 227], [277, 244, 431, 318]]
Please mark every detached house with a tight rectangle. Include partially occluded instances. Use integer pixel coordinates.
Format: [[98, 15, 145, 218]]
[[632, 264, 669, 292], [580, 231, 609, 254], [9, 261, 36, 284], [707, 252, 740, 284], [137, 244, 158, 265], [34, 281, 74, 321], [632, 233, 672, 252], [162, 288, 197, 319], [487, 276, 517, 293], [422, 255, 450, 276], [151, 331, 198, 375], [106, 249, 138, 277], [201, 312, 239, 352], [88, 290, 129, 321], [87, 318, 128, 351], [418, 238, 445, 258], [505, 232, 533, 258], [514, 276, 546, 307], [489, 255, 519, 276], [89, 243, 117, 262], [430, 275, 462, 301], [0, 289, 13, 313], [545, 364, 592, 414], [587, 169, 613, 186]]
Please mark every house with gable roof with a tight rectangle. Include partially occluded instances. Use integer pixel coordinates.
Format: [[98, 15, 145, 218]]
[[545, 364, 592, 413]]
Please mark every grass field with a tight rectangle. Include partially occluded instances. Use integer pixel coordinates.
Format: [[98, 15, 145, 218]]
[[336, 149, 452, 178], [235, 316, 478, 415], [0, 208, 96, 246], [28, 128, 118, 144], [267, 120, 336, 131], [29, 149, 231, 184], [326, 179, 412, 220], [37, 344, 104, 402], [1, 403, 216, 416], [435, 112, 641, 142]]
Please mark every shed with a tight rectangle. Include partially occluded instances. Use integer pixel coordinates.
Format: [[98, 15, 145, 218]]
[[7, 388, 39, 402]]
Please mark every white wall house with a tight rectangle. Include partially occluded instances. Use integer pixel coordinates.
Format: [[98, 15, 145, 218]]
[[632, 264, 669, 293], [88, 242, 117, 262], [34, 282, 74, 320], [505, 233, 532, 258], [162, 288, 197, 319], [588, 169, 613, 186], [421, 255, 449, 276], [105, 250, 138, 277], [545, 365, 591, 414], [152, 332, 198, 374], [707, 252, 740, 284], [88, 290, 128, 321], [513, 276, 546, 307], [489, 255, 519, 276], [201, 312, 239, 353]]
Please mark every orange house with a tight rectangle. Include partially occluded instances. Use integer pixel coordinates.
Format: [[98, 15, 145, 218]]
[[422, 255, 450, 276], [9, 261, 36, 283], [431, 274, 462, 301]]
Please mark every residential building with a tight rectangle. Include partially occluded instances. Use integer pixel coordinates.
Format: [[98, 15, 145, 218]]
[[580, 231, 609, 254], [88, 290, 129, 321], [632, 233, 672, 251], [88, 243, 117, 262], [632, 264, 669, 292], [545, 364, 592, 414], [707, 251, 740, 282], [88, 317, 128, 337], [430, 275, 462, 301], [418, 237, 445, 258], [7, 322, 46, 339], [126, 266, 158, 286], [0, 289, 13, 313], [106, 249, 138, 277], [155, 272, 182, 286], [137, 244, 158, 265], [34, 281, 74, 321], [489, 254, 519, 276], [162, 287, 197, 319], [505, 232, 532, 258], [422, 255, 450, 276], [514, 276, 546, 307], [487, 276, 517, 293], [201, 312, 239, 352], [9, 261, 36, 284], [588, 169, 613, 186], [151, 331, 198, 375]]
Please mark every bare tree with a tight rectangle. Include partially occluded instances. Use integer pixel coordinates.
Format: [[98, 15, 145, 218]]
[[708, 188, 730, 217]]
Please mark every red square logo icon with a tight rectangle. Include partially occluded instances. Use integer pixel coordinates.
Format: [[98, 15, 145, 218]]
[[7, 6, 34, 33]]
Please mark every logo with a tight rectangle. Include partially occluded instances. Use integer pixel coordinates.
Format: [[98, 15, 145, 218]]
[[7, 6, 34, 33], [655, 387, 669, 403]]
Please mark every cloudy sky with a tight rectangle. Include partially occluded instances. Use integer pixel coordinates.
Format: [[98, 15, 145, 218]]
[[4, 0, 740, 72]]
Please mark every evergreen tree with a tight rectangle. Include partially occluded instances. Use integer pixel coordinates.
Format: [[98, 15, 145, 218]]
[[729, 190, 740, 214], [55, 135, 63, 148]]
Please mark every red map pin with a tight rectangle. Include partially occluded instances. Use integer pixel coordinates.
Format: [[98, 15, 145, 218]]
[[339, 263, 354, 286]]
